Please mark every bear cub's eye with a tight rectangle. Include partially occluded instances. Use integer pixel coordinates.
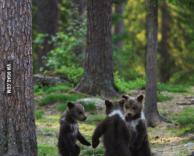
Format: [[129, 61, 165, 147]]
[[132, 106, 136, 110], [125, 105, 130, 109]]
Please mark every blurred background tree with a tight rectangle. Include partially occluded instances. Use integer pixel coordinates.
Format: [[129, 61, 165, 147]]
[[32, 0, 194, 93]]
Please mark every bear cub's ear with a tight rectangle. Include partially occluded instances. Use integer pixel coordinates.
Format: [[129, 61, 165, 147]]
[[122, 95, 129, 100], [137, 95, 144, 103], [105, 100, 113, 108], [67, 102, 75, 109]]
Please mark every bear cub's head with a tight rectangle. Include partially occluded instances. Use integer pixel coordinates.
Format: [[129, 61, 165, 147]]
[[105, 99, 125, 119], [67, 102, 87, 121], [122, 95, 144, 121]]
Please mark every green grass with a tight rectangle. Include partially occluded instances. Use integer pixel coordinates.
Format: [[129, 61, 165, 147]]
[[173, 107, 194, 134], [82, 102, 97, 112], [56, 103, 67, 112], [85, 114, 106, 125], [38, 144, 58, 156], [158, 83, 189, 93], [114, 76, 189, 93], [39, 93, 83, 106], [157, 93, 172, 102], [34, 84, 72, 95], [80, 146, 104, 156], [43, 84, 72, 93], [35, 110, 44, 120]]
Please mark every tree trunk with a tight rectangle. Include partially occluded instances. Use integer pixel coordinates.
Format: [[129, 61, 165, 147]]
[[159, 2, 173, 82], [144, 0, 162, 127], [72, 0, 86, 15], [35, 0, 59, 72], [114, 2, 125, 49], [0, 0, 37, 156], [75, 0, 118, 98], [71, 0, 86, 56]]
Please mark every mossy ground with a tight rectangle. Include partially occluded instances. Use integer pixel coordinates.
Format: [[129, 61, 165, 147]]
[[35, 84, 194, 156]]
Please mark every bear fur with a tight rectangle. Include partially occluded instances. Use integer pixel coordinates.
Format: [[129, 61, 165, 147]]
[[58, 102, 91, 156], [92, 100, 132, 156], [122, 95, 152, 156]]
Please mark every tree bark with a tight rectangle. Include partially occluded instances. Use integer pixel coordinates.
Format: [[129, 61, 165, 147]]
[[75, 0, 118, 98], [35, 0, 59, 72], [72, 0, 86, 15], [114, 2, 125, 49], [144, 0, 162, 127], [159, 2, 173, 82], [0, 0, 37, 156]]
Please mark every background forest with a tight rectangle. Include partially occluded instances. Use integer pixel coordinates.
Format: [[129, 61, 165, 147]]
[[31, 0, 194, 156], [33, 0, 194, 84]]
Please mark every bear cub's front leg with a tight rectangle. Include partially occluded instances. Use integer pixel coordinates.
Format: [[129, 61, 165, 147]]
[[58, 102, 91, 156]]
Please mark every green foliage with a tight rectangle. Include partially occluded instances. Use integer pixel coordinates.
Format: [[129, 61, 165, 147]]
[[32, 0, 194, 86], [83, 103, 97, 112], [81, 147, 104, 156], [34, 84, 72, 96], [158, 83, 189, 93], [173, 107, 194, 134], [42, 84, 71, 94], [46, 32, 84, 84], [38, 144, 58, 156], [85, 114, 106, 125], [157, 93, 172, 102], [35, 110, 44, 120], [39, 93, 83, 106], [56, 103, 67, 112], [115, 72, 145, 92], [56, 66, 84, 84]]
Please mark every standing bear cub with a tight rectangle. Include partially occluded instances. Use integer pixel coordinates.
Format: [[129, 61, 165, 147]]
[[92, 100, 131, 156], [122, 95, 151, 156], [58, 102, 91, 156]]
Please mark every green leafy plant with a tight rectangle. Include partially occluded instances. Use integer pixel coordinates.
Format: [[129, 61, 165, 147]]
[[115, 72, 145, 92], [157, 93, 172, 102], [35, 110, 44, 120], [46, 32, 84, 84], [38, 144, 58, 156], [173, 107, 194, 134], [56, 103, 67, 112], [39, 93, 83, 106], [158, 83, 189, 93]]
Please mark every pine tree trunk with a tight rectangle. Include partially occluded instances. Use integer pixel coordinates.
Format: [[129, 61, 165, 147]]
[[0, 0, 37, 155], [76, 0, 118, 98], [115, 2, 125, 49], [144, 0, 162, 127], [35, 0, 59, 72], [72, 0, 86, 15], [159, 2, 173, 82]]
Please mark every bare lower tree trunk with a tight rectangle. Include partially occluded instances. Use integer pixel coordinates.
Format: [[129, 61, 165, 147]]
[[0, 0, 37, 155], [115, 2, 125, 49], [144, 0, 162, 127], [159, 2, 173, 82], [35, 0, 59, 71], [75, 0, 118, 98]]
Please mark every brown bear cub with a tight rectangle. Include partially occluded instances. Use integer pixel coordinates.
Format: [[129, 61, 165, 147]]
[[92, 100, 131, 156], [58, 102, 91, 156], [122, 95, 151, 156]]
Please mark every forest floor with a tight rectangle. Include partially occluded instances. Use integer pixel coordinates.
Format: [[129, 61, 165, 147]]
[[34, 84, 194, 156]]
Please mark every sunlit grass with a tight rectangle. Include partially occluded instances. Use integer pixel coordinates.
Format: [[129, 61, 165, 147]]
[[39, 93, 84, 106], [158, 83, 189, 93], [157, 93, 172, 102], [173, 107, 194, 135]]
